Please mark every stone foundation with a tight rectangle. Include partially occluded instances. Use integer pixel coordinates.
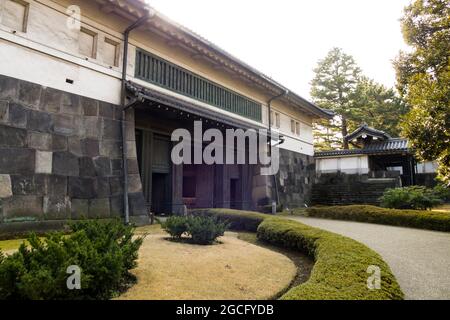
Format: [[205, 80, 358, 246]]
[[0, 74, 148, 235], [274, 149, 315, 208], [312, 172, 400, 206]]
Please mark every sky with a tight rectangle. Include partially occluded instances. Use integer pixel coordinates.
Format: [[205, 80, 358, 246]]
[[148, 0, 412, 99]]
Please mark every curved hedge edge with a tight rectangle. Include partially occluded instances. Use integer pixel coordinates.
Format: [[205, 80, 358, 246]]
[[304, 205, 450, 232], [190, 208, 404, 300], [189, 208, 268, 232], [257, 218, 404, 300]]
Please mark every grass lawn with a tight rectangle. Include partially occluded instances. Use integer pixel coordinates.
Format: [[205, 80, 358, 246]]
[[0, 238, 29, 253], [0, 223, 298, 300], [237, 232, 313, 291], [433, 203, 450, 213], [118, 226, 297, 300], [0, 224, 165, 253]]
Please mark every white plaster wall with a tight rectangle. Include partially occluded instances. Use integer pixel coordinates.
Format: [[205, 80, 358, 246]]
[[0, 38, 122, 103], [416, 161, 438, 174], [0, 0, 316, 155], [317, 155, 369, 174]]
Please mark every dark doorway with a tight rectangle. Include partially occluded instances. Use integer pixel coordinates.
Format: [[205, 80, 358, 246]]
[[230, 178, 241, 209], [136, 129, 172, 215], [151, 173, 171, 214]]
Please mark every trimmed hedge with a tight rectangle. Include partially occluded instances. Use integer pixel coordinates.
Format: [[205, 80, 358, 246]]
[[257, 218, 403, 300], [304, 205, 450, 232], [191, 208, 404, 300], [189, 208, 267, 232]]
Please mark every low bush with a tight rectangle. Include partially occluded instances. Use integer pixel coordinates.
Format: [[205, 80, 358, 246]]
[[0, 219, 144, 300], [305, 205, 450, 232], [162, 216, 188, 239], [186, 216, 229, 245], [257, 218, 403, 300], [258, 204, 284, 214], [163, 215, 229, 245], [190, 208, 267, 231], [433, 184, 450, 202], [380, 186, 442, 210]]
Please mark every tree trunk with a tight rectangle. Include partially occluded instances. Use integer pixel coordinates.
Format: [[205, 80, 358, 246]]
[[341, 116, 349, 149]]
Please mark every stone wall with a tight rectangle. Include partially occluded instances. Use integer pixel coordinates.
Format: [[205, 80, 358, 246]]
[[311, 172, 400, 206], [275, 149, 315, 208], [416, 173, 438, 188], [0, 74, 147, 235]]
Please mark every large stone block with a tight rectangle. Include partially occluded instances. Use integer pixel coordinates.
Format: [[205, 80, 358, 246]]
[[109, 176, 124, 196], [8, 102, 27, 128], [0, 101, 8, 123], [35, 151, 53, 174], [0, 174, 12, 198], [27, 110, 53, 133], [102, 118, 121, 140], [128, 174, 143, 193], [81, 139, 99, 157], [71, 198, 89, 219], [60, 92, 81, 115], [0, 75, 19, 100], [127, 158, 140, 174], [0, 124, 27, 147], [43, 196, 71, 220], [67, 136, 83, 156], [111, 158, 123, 176], [126, 141, 137, 158], [100, 140, 122, 158], [97, 176, 111, 198], [18, 81, 42, 108], [68, 177, 96, 199], [114, 106, 123, 121], [93, 156, 112, 177], [52, 151, 79, 176], [28, 132, 52, 150], [40, 87, 62, 113], [128, 192, 147, 216], [125, 124, 135, 141], [81, 96, 98, 116], [47, 175, 67, 197], [79, 157, 96, 177], [99, 102, 114, 119], [0, 148, 35, 174], [89, 198, 110, 218], [110, 196, 124, 217], [2, 195, 43, 222], [52, 114, 75, 135], [82, 116, 101, 138], [52, 134, 67, 151], [10, 174, 46, 196]]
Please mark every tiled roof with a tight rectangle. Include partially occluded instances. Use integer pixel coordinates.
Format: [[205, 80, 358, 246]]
[[315, 138, 409, 158], [96, 0, 334, 119], [345, 123, 392, 142]]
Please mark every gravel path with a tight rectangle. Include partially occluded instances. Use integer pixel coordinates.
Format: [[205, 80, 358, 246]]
[[286, 216, 450, 300]]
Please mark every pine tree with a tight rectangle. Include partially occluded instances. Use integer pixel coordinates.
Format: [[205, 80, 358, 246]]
[[311, 48, 362, 149]]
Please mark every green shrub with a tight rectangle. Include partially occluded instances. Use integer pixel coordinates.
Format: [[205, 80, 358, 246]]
[[433, 184, 450, 202], [163, 215, 229, 245], [380, 186, 442, 210], [0, 219, 144, 300], [190, 208, 267, 231], [196, 208, 403, 300], [258, 204, 284, 214], [257, 218, 403, 300], [186, 216, 229, 245], [162, 216, 189, 239], [305, 205, 450, 232]]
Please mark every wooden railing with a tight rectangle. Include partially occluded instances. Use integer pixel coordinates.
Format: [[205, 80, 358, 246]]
[[135, 49, 262, 122]]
